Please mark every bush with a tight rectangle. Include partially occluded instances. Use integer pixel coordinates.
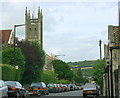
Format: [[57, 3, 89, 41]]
[[0, 64, 16, 81], [2, 46, 25, 81], [41, 71, 57, 84]]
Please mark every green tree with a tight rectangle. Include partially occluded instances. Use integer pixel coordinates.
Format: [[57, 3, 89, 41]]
[[17, 41, 45, 84], [92, 59, 106, 87], [52, 60, 73, 81], [2, 46, 25, 81], [73, 69, 88, 84]]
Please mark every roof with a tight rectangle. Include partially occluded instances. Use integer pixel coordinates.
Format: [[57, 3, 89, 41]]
[[0, 30, 12, 44]]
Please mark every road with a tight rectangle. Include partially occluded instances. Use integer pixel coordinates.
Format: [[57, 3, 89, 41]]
[[46, 90, 83, 96], [26, 90, 104, 98]]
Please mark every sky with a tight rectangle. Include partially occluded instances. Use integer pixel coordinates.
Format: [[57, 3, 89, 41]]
[[0, 0, 119, 62]]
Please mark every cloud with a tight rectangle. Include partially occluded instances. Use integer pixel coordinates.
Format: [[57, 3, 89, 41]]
[[1, 1, 118, 62]]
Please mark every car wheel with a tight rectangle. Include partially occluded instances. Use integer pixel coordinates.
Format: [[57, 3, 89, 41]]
[[46, 92, 49, 95], [97, 93, 99, 96], [83, 94, 87, 97]]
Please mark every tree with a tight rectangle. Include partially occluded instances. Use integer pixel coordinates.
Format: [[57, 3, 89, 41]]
[[17, 41, 45, 84], [52, 60, 73, 81], [92, 59, 106, 87], [73, 69, 88, 84], [2, 46, 25, 81]]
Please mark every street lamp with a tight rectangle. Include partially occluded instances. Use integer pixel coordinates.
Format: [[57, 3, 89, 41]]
[[14, 24, 25, 67], [54, 54, 65, 57]]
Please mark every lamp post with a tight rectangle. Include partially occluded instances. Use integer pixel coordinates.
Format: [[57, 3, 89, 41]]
[[14, 24, 25, 67], [54, 54, 65, 57]]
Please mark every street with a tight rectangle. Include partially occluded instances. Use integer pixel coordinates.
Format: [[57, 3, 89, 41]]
[[26, 90, 104, 98], [46, 90, 83, 96]]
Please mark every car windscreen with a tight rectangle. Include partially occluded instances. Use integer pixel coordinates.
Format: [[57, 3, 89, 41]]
[[83, 84, 96, 90], [30, 83, 42, 87], [5, 82, 17, 87], [68, 84, 73, 86], [47, 84, 54, 87]]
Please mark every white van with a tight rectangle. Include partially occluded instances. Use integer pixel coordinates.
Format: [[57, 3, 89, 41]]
[[0, 80, 8, 98]]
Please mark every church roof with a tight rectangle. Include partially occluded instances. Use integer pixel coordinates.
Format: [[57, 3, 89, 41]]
[[0, 29, 12, 44]]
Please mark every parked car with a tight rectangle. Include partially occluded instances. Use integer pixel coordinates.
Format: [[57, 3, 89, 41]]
[[79, 86, 83, 90], [5, 81, 26, 98], [47, 84, 59, 93], [76, 86, 80, 90], [0, 80, 8, 98], [56, 84, 62, 92], [59, 84, 64, 92], [62, 84, 69, 92], [83, 83, 99, 97], [66, 84, 71, 91], [28, 82, 49, 96], [68, 84, 75, 91]]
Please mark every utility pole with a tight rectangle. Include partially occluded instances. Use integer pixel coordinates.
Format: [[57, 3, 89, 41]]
[[99, 40, 102, 60]]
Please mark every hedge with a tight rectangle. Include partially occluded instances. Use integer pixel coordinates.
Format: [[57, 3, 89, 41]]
[[0, 64, 19, 81], [40, 71, 57, 84]]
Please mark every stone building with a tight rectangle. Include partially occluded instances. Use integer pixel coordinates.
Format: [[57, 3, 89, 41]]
[[104, 25, 120, 97], [43, 54, 56, 71], [25, 7, 43, 48]]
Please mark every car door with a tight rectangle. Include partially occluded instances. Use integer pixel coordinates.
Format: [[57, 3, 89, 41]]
[[1, 81, 5, 97], [17, 82, 25, 95], [42, 82, 47, 92], [16, 82, 22, 95], [0, 81, 3, 97], [0, 80, 7, 97]]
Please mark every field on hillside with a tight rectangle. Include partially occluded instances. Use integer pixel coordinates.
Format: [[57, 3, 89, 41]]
[[68, 60, 99, 77]]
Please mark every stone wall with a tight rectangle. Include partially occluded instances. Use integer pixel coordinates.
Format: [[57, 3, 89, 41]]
[[104, 25, 120, 97]]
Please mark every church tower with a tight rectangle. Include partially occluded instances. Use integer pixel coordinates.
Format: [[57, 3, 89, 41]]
[[25, 7, 43, 48]]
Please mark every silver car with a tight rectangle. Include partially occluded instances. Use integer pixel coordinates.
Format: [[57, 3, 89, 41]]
[[83, 83, 99, 97], [0, 80, 8, 98]]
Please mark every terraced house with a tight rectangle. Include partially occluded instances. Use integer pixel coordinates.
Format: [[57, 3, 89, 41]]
[[104, 25, 120, 97]]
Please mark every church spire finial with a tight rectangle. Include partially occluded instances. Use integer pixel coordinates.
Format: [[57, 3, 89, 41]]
[[38, 6, 40, 13], [32, 11, 34, 18], [25, 7, 27, 14], [29, 10, 30, 18]]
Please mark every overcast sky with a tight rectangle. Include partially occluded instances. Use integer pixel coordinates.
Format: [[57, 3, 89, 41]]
[[0, 0, 119, 62]]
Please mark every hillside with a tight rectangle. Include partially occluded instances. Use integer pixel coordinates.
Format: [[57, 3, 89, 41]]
[[67, 60, 99, 77]]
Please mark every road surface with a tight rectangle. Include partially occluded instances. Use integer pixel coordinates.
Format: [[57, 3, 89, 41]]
[[26, 90, 104, 98]]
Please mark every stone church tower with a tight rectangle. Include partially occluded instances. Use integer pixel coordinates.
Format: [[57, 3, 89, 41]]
[[25, 7, 43, 48]]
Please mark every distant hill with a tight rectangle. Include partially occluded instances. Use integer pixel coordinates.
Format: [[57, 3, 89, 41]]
[[67, 60, 99, 77]]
